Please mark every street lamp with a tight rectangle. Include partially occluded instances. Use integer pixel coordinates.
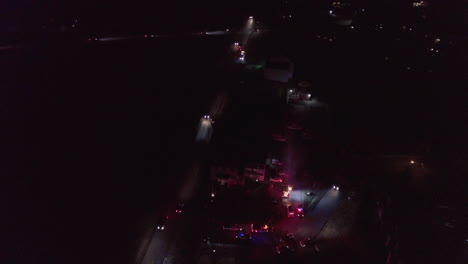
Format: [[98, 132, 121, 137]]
[[286, 89, 293, 104], [410, 160, 415, 164]]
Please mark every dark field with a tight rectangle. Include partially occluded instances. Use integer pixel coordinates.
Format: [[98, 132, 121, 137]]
[[1, 18, 465, 264]]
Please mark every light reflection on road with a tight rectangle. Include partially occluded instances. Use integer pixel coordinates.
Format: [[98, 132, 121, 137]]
[[275, 188, 341, 241], [195, 119, 213, 142]]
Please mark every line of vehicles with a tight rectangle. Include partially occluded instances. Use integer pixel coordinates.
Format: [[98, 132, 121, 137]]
[[156, 202, 185, 231], [153, 16, 333, 259], [198, 191, 320, 255]]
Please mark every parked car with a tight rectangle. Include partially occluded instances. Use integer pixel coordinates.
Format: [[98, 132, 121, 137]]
[[235, 232, 252, 241], [276, 244, 294, 255], [202, 234, 211, 243], [287, 206, 295, 218], [270, 176, 284, 183], [280, 233, 299, 249], [272, 133, 287, 142], [300, 236, 317, 249]]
